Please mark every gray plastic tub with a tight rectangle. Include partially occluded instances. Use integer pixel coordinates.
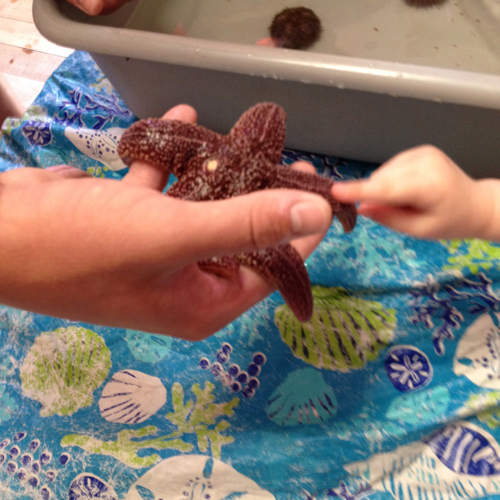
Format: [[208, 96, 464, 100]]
[[33, 0, 500, 177]]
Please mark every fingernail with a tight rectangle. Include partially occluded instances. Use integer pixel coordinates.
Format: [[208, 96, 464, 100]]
[[290, 197, 332, 236]]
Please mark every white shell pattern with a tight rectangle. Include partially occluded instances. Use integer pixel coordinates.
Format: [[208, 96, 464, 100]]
[[98, 370, 167, 424], [344, 421, 500, 500], [64, 127, 127, 171], [454, 312, 500, 389], [125, 455, 275, 500]]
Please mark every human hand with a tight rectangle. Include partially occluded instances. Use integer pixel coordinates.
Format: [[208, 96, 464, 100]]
[[331, 145, 494, 240], [65, 0, 130, 16], [0, 105, 332, 340]]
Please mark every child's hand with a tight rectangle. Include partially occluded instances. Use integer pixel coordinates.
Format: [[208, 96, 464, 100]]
[[332, 145, 495, 240], [0, 105, 332, 340]]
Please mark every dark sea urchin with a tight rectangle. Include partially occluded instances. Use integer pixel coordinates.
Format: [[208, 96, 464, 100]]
[[269, 7, 322, 50]]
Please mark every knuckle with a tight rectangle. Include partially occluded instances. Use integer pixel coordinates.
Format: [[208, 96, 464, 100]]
[[248, 197, 290, 249], [417, 144, 442, 157]]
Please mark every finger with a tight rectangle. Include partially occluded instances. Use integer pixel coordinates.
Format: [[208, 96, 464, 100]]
[[122, 105, 197, 190], [0, 166, 89, 186], [145, 189, 333, 267], [67, 0, 129, 15], [331, 179, 371, 203], [161, 104, 197, 123], [66, 0, 103, 15], [358, 202, 435, 238], [290, 161, 316, 174], [332, 165, 422, 207]]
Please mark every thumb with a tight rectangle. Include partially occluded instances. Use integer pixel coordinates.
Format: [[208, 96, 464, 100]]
[[164, 189, 333, 265]]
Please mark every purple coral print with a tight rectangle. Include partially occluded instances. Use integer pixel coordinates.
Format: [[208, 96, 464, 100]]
[[411, 273, 500, 355], [55, 88, 131, 130]]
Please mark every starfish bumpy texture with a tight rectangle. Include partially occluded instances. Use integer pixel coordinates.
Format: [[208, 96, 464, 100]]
[[118, 103, 357, 321]]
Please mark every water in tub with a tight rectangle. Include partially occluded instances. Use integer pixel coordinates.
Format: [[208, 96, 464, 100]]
[[125, 0, 500, 75]]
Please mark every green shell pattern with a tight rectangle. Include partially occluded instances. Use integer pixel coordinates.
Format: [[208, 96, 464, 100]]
[[20, 326, 112, 417], [275, 286, 396, 372]]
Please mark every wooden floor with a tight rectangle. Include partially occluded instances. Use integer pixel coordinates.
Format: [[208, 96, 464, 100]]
[[0, 0, 73, 113]]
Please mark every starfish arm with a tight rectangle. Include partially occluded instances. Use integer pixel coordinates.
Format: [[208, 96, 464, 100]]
[[167, 171, 206, 200], [229, 103, 286, 165], [237, 244, 313, 322], [268, 166, 357, 233], [118, 119, 220, 176], [198, 256, 240, 279]]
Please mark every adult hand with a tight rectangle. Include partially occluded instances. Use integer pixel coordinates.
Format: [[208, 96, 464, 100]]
[[332, 145, 497, 241], [0, 105, 332, 340]]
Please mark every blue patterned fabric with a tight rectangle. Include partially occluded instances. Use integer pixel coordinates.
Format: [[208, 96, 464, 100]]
[[1, 51, 500, 500]]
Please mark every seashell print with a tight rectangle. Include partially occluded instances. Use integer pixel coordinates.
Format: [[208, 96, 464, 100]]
[[20, 327, 111, 417], [125, 330, 172, 363], [64, 127, 127, 171], [98, 369, 167, 424], [424, 421, 500, 475], [266, 368, 337, 426], [454, 312, 500, 388], [125, 455, 275, 499], [344, 421, 500, 500], [275, 286, 396, 372], [68, 473, 118, 500]]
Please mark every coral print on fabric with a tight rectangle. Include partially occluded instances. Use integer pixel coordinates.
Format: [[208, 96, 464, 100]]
[[2, 51, 500, 498]]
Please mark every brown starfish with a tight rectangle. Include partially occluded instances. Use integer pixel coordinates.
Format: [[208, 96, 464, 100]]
[[118, 103, 357, 321]]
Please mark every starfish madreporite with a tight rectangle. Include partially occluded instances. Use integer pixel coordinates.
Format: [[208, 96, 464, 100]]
[[118, 103, 357, 321]]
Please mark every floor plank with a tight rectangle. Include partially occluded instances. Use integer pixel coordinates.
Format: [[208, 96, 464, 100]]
[[0, 0, 33, 23], [1, 0, 74, 115], [3, 72, 44, 110], [0, 43, 65, 80], [0, 17, 73, 57]]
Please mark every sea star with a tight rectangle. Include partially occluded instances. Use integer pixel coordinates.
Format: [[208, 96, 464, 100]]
[[118, 102, 357, 321]]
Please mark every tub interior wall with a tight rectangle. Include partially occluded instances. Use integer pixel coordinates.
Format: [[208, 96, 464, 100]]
[[123, 0, 500, 75]]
